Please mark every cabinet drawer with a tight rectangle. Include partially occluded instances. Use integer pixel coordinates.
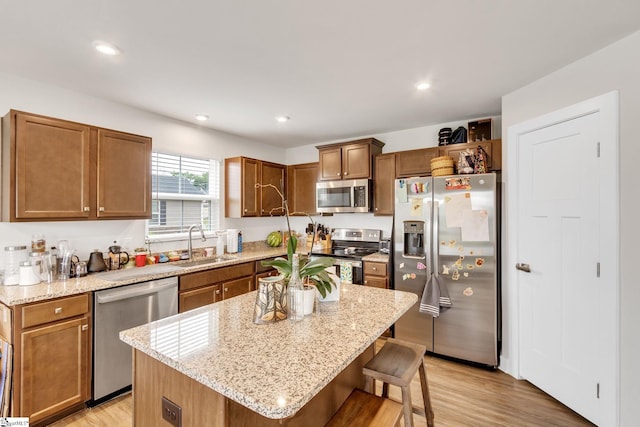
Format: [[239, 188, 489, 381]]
[[363, 276, 388, 288], [364, 262, 387, 277], [180, 262, 255, 292], [21, 294, 89, 329]]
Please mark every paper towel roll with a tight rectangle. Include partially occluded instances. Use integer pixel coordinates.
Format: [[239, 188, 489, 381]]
[[226, 229, 238, 253]]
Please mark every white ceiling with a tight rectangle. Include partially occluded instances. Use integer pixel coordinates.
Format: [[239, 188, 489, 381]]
[[2, 0, 639, 147]]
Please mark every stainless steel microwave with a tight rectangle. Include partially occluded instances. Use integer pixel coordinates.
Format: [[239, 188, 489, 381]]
[[316, 179, 372, 213]]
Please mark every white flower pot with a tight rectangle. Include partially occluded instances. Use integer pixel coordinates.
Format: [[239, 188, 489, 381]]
[[317, 273, 341, 302]]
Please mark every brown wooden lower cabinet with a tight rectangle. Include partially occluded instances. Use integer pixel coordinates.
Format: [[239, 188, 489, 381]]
[[363, 261, 388, 289], [0, 293, 92, 425], [178, 261, 256, 312], [179, 284, 222, 312], [132, 345, 374, 426]]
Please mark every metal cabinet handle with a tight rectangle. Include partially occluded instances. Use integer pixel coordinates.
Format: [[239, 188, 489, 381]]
[[372, 267, 377, 271], [215, 290, 221, 295], [516, 263, 531, 273], [54, 307, 62, 314], [81, 324, 89, 331], [99, 207, 105, 212], [224, 288, 228, 292], [83, 206, 90, 212]]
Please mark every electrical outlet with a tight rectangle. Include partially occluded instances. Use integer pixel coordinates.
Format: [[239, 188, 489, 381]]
[[161, 396, 182, 427]]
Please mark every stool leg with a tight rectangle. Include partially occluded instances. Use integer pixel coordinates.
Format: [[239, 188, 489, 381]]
[[364, 375, 374, 394], [418, 361, 434, 427], [400, 385, 414, 427]]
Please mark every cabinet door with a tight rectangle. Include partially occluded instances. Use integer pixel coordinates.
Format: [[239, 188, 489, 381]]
[[287, 163, 318, 215], [342, 143, 371, 179], [222, 276, 254, 300], [97, 129, 152, 218], [318, 147, 343, 180], [441, 139, 501, 172], [13, 112, 91, 220], [179, 284, 222, 312], [20, 316, 90, 423], [241, 158, 260, 216], [260, 162, 285, 216], [395, 147, 439, 178], [374, 153, 395, 216]]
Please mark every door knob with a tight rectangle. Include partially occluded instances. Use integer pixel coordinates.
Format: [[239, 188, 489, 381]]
[[516, 263, 531, 273]]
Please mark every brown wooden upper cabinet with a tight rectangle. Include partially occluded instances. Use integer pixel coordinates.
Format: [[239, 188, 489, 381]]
[[1, 110, 151, 221], [440, 139, 502, 172], [395, 147, 439, 178], [316, 138, 384, 181], [287, 162, 318, 215], [373, 153, 396, 216], [225, 156, 286, 218]]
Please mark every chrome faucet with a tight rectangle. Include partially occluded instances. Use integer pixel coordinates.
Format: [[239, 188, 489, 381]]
[[188, 224, 207, 259]]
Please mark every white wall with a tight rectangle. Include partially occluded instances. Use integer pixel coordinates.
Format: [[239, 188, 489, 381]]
[[0, 72, 287, 265], [501, 30, 640, 425]]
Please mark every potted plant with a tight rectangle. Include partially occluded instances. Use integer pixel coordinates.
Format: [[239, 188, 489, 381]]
[[257, 183, 337, 298]]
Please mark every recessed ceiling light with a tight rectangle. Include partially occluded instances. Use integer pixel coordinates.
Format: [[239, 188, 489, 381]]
[[93, 40, 121, 56], [275, 116, 290, 123], [195, 114, 209, 121], [416, 82, 431, 91]]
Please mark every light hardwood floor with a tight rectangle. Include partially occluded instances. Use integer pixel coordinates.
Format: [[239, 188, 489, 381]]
[[50, 343, 594, 426]]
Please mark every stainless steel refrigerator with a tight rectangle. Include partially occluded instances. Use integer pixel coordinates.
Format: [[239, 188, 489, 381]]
[[393, 173, 500, 367]]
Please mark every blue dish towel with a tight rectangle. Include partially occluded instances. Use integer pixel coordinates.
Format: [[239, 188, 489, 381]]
[[419, 273, 452, 317]]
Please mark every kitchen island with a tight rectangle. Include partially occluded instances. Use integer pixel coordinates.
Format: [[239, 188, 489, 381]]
[[120, 284, 416, 426]]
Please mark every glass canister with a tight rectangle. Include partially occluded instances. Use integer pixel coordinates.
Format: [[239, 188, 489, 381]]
[[4, 245, 28, 285]]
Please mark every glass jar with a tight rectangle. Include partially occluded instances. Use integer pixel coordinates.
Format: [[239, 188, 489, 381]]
[[287, 254, 305, 321], [4, 245, 28, 285]]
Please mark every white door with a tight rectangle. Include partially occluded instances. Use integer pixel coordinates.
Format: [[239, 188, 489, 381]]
[[511, 92, 618, 426]]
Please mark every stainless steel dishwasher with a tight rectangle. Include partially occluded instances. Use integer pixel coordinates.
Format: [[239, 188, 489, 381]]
[[92, 276, 178, 403]]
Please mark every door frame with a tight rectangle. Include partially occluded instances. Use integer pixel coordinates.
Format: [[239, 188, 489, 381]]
[[505, 91, 619, 424]]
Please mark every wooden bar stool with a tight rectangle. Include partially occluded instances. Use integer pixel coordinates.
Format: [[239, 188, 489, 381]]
[[325, 388, 404, 427], [363, 338, 435, 427]]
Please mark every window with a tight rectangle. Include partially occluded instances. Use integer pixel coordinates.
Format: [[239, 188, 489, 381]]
[[146, 153, 221, 240]]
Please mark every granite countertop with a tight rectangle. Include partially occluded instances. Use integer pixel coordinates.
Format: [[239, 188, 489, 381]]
[[119, 284, 417, 419], [0, 247, 287, 306], [361, 252, 389, 263]]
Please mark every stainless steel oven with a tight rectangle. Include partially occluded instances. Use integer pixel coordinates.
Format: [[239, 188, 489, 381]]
[[311, 228, 381, 284]]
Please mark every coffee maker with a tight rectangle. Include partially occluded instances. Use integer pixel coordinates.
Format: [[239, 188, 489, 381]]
[[108, 245, 129, 270]]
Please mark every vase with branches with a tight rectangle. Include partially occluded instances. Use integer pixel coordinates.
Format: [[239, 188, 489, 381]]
[[256, 183, 337, 298]]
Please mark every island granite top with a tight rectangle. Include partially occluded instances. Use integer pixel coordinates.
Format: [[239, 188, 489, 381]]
[[119, 284, 416, 420]]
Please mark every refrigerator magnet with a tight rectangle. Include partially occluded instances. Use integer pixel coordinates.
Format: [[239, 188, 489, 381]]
[[475, 258, 485, 267], [442, 265, 450, 275], [463, 287, 474, 296], [452, 270, 460, 280], [417, 262, 427, 270], [463, 272, 469, 277]]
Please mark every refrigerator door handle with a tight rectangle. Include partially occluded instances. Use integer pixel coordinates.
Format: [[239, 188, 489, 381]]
[[431, 201, 439, 274]]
